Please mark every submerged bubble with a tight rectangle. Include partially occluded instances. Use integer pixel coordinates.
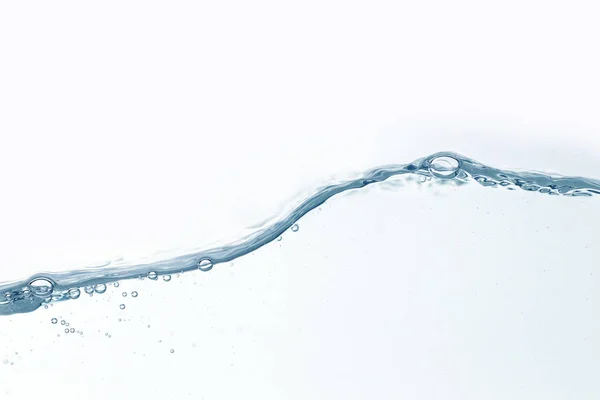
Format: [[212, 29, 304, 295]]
[[114, 282, 120, 287], [119, 304, 126, 310], [276, 236, 282, 241], [170, 349, 174, 354], [84, 286, 94, 295], [131, 291, 138, 298], [428, 156, 460, 179], [69, 328, 75, 333], [198, 258, 214, 272], [28, 278, 54, 298], [64, 328, 69, 334], [94, 284, 107, 294], [122, 292, 127, 297], [291, 224, 299, 232], [163, 275, 172, 282], [67, 288, 81, 300], [61, 320, 66, 325], [147, 272, 158, 280], [51, 318, 57, 324]]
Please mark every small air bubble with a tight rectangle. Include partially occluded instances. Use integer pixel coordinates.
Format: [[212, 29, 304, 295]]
[[122, 292, 127, 297], [198, 258, 214, 272], [163, 275, 171, 282], [114, 282, 120, 287], [119, 304, 126, 310], [67, 288, 81, 300], [94, 284, 107, 294], [61, 320, 66, 326], [277, 236, 282, 241], [69, 328, 75, 333], [291, 224, 299, 232], [131, 291, 138, 298], [84, 286, 94, 295], [28, 278, 54, 298], [147, 272, 158, 280], [64, 328, 69, 333], [51, 318, 57, 324], [170, 349, 175, 354], [428, 156, 460, 179]]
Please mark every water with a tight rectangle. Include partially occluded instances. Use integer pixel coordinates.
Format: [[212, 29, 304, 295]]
[[0, 151, 599, 316]]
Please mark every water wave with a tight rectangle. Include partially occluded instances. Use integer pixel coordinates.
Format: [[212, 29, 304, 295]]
[[1, 151, 599, 316]]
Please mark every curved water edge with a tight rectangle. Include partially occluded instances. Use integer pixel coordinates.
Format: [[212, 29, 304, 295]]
[[1, 151, 599, 316]]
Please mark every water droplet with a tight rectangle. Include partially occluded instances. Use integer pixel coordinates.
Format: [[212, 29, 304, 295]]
[[170, 349, 174, 354], [291, 224, 299, 232], [428, 156, 460, 179], [84, 286, 94, 295], [119, 304, 126, 310], [28, 278, 54, 298], [198, 258, 214, 272], [94, 284, 107, 294], [51, 318, 57, 324], [122, 292, 127, 297], [163, 275, 171, 282], [114, 282, 120, 287], [131, 291, 138, 298], [147, 271, 158, 280], [60, 320, 66, 326], [67, 288, 81, 300]]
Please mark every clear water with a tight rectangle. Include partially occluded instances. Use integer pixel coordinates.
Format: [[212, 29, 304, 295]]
[[1, 152, 599, 399]]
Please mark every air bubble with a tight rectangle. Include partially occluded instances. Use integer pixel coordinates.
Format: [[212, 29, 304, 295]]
[[163, 275, 171, 282], [51, 318, 57, 324], [291, 224, 299, 232], [84, 286, 94, 295], [64, 328, 69, 334], [147, 272, 158, 280], [94, 284, 107, 294], [122, 292, 127, 297], [119, 304, 126, 310], [131, 291, 138, 298], [170, 349, 175, 354], [69, 328, 75, 333], [276, 236, 282, 241], [67, 288, 81, 300], [61, 320, 66, 326], [198, 258, 214, 272], [28, 278, 54, 298], [428, 156, 460, 179], [114, 282, 120, 287]]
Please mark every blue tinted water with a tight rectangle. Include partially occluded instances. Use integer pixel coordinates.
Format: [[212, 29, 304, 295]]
[[1, 151, 599, 316]]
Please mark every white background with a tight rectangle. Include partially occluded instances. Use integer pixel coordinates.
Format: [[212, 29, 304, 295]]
[[1, 1, 600, 399]]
